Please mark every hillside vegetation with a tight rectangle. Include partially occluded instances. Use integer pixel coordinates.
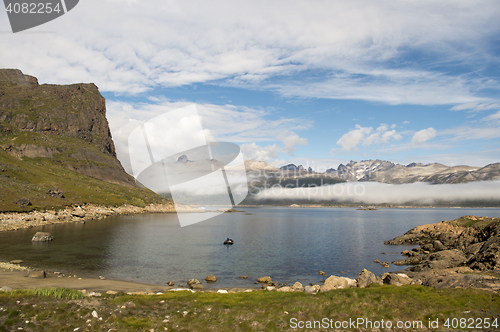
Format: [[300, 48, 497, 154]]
[[0, 69, 167, 212]]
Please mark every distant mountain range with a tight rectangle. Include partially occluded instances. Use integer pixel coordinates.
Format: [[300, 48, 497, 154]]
[[240, 159, 500, 185]]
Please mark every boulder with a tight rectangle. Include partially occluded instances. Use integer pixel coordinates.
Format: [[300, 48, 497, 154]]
[[47, 188, 64, 198], [31, 232, 53, 242], [344, 277, 358, 288], [383, 273, 413, 286], [319, 284, 336, 292], [433, 240, 446, 251], [304, 285, 317, 294], [257, 276, 272, 283], [187, 279, 201, 286], [0, 286, 13, 292], [323, 275, 348, 289], [14, 198, 31, 207], [205, 275, 218, 282], [190, 283, 205, 290], [291, 282, 304, 292], [167, 281, 174, 286], [277, 286, 293, 292], [72, 210, 86, 218], [356, 269, 382, 288], [29, 271, 46, 278], [401, 250, 411, 257]]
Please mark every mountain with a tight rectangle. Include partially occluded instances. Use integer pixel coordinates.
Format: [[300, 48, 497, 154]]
[[324, 159, 499, 184], [0, 69, 166, 212]]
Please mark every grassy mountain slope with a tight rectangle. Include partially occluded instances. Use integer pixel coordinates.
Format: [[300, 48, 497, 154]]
[[0, 69, 167, 212]]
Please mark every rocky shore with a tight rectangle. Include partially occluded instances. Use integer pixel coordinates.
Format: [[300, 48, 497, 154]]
[[385, 215, 500, 292], [0, 203, 203, 232]]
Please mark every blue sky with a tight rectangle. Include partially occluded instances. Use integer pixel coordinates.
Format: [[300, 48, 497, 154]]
[[2, 0, 500, 171]]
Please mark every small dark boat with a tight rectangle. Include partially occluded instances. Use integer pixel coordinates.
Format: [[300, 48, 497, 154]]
[[224, 238, 234, 245]]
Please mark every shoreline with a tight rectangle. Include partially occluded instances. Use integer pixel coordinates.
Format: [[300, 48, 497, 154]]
[[2, 203, 499, 233], [0, 262, 259, 294], [0, 202, 204, 232]]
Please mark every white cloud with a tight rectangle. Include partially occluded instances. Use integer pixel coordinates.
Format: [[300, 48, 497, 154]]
[[481, 110, 500, 123], [450, 102, 500, 112], [411, 127, 437, 145], [278, 131, 308, 156], [333, 123, 402, 153], [240, 143, 280, 162], [1, 0, 498, 104], [335, 125, 373, 152], [106, 100, 311, 170]]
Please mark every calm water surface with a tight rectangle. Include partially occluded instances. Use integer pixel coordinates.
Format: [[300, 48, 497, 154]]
[[1, 207, 499, 288]]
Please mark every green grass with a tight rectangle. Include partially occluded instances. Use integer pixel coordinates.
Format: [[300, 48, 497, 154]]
[[24, 288, 85, 300], [0, 285, 498, 331], [0, 143, 165, 212], [446, 216, 497, 230]]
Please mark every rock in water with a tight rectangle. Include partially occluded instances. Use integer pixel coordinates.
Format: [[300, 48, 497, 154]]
[[9, 260, 24, 264], [31, 232, 53, 242], [205, 275, 218, 282], [257, 276, 272, 283], [167, 281, 174, 286], [187, 279, 201, 286], [190, 283, 205, 290]]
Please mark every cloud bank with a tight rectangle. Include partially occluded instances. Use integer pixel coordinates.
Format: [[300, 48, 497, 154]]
[[1, 0, 499, 105], [254, 181, 500, 205]]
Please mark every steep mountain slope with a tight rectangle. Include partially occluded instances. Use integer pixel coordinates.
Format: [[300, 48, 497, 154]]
[[0, 69, 166, 212]]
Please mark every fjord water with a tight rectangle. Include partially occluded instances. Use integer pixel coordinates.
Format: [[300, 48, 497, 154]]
[[1, 207, 499, 288]]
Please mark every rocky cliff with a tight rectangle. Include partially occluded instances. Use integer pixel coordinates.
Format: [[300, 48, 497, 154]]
[[385, 216, 500, 291], [0, 69, 166, 212]]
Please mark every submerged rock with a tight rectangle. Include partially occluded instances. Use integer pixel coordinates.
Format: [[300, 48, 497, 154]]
[[31, 232, 53, 242]]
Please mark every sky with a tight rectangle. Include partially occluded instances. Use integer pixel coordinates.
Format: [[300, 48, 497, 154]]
[[1, 0, 500, 172]]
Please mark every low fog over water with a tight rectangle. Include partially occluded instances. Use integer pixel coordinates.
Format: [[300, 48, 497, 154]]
[[254, 181, 500, 205]]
